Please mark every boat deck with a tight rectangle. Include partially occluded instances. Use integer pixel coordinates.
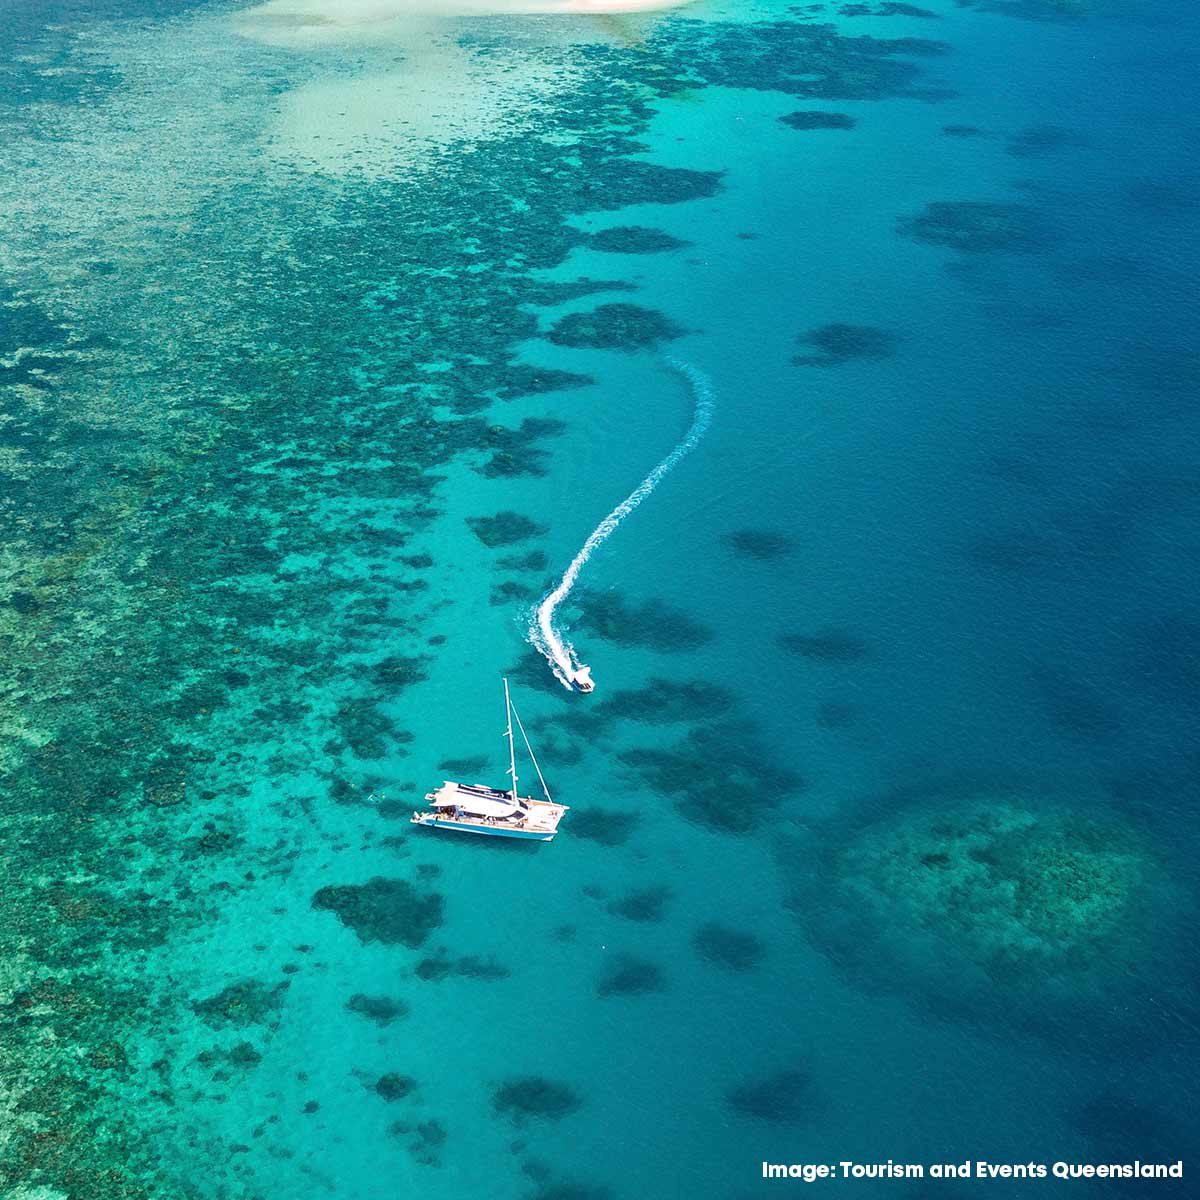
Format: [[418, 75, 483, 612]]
[[411, 795, 568, 838]]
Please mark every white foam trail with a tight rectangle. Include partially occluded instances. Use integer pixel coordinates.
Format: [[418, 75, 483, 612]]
[[529, 359, 714, 690]]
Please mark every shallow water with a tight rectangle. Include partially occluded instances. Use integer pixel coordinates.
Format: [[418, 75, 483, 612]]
[[2, 0, 1198, 1196]]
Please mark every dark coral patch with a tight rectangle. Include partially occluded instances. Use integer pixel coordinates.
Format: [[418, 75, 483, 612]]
[[606, 886, 672, 922], [491, 580, 536, 606], [374, 1073, 417, 1102], [497, 550, 549, 572], [727, 1068, 812, 1122], [493, 363, 595, 401], [898, 201, 1043, 253], [794, 323, 895, 367], [596, 678, 734, 726], [490, 579, 536, 604], [311, 878, 443, 948], [694, 922, 765, 972], [574, 590, 712, 652], [390, 1117, 447, 1165], [370, 654, 430, 691], [467, 511, 548, 548], [779, 629, 872, 662], [346, 993, 409, 1024], [493, 1077, 582, 1122], [567, 807, 639, 847], [780, 110, 856, 130], [477, 417, 567, 480], [839, 1, 939, 14], [620, 721, 804, 834], [546, 303, 684, 351], [1006, 123, 1079, 158], [415, 954, 510, 982], [586, 226, 690, 254], [721, 529, 796, 560], [596, 954, 666, 996], [592, 160, 723, 209], [438, 755, 488, 776], [192, 980, 288, 1029]]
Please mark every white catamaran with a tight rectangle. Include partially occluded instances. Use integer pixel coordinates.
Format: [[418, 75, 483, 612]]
[[411, 679, 569, 842]]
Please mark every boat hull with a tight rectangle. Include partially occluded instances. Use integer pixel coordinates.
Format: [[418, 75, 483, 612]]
[[411, 815, 557, 841]]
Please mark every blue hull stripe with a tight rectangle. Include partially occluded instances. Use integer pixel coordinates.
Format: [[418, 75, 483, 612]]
[[414, 819, 554, 841]]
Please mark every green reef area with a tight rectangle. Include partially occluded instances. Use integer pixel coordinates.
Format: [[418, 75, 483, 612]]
[[792, 787, 1199, 1043]]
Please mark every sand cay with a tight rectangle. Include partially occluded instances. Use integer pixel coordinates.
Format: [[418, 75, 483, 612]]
[[234, 0, 691, 175], [236, 0, 693, 47]]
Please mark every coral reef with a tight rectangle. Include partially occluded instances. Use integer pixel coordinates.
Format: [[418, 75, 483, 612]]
[[596, 954, 666, 997], [780, 110, 856, 130], [606, 886, 672, 922], [415, 954, 510, 982], [493, 1077, 582, 1122], [0, 4, 970, 1191], [373, 1073, 417, 1102], [566, 807, 639, 847], [620, 721, 804, 833], [546, 303, 685, 352], [467, 511, 548, 548], [793, 323, 895, 366], [693, 922, 765, 972], [721, 529, 796, 560], [573, 590, 713, 652], [727, 1068, 812, 1122], [346, 993, 408, 1024], [792, 787, 1198, 1040], [586, 226, 690, 254], [311, 878, 444, 948], [898, 201, 1043, 253]]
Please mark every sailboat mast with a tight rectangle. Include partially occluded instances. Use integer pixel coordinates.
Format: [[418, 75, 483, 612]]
[[503, 677, 518, 800]]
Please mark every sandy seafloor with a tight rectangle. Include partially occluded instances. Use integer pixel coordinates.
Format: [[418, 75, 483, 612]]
[[2, 0, 1199, 1197]]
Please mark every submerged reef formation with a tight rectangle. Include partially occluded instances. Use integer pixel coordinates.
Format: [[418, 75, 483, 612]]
[[693, 922, 765, 972], [721, 529, 797, 560], [1006, 123, 1080, 158], [311, 878, 444, 948], [779, 628, 873, 662], [727, 1068, 813, 1122], [790, 786, 1199, 1042], [606, 885, 673, 922], [572, 589, 713, 652], [596, 954, 666, 997], [898, 201, 1043, 253], [566, 807, 639, 846], [780, 110, 856, 130], [586, 226, 690, 254], [493, 1077, 582, 1123], [467, 511, 548, 548], [620, 722, 804, 833], [546, 302, 685, 351], [346, 993, 409, 1024], [793, 323, 895, 366], [838, 2, 939, 15]]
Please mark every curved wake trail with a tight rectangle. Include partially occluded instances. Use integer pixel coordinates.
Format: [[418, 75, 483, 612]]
[[529, 359, 714, 691]]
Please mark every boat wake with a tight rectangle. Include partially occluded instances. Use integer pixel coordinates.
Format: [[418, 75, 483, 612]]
[[528, 358, 714, 692]]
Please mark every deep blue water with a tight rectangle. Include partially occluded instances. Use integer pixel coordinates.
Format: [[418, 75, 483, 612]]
[[1, 0, 1198, 1196]]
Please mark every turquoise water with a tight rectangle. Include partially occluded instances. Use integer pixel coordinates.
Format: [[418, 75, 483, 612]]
[[2, 0, 1198, 1196]]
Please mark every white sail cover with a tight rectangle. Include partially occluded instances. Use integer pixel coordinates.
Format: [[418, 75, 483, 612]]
[[430, 782, 522, 818]]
